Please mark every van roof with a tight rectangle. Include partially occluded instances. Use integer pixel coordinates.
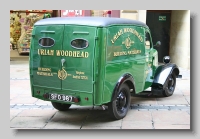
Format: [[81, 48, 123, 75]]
[[34, 17, 149, 28]]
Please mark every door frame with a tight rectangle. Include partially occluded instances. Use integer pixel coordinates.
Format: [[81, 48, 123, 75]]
[[146, 10, 172, 63]]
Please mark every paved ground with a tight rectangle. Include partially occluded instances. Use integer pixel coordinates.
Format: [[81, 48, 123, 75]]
[[10, 60, 190, 129]]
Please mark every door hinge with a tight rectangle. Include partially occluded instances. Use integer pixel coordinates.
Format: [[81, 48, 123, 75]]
[[95, 36, 98, 40]]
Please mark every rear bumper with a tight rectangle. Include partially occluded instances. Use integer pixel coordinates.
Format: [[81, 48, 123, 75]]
[[31, 86, 94, 106]]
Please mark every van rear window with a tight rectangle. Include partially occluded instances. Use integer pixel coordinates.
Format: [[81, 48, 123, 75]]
[[39, 37, 55, 47], [71, 38, 89, 49]]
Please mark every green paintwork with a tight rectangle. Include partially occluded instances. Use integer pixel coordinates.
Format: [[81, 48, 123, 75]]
[[29, 18, 159, 106]]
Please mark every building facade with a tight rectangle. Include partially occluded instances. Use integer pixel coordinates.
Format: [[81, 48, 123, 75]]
[[10, 10, 190, 69]]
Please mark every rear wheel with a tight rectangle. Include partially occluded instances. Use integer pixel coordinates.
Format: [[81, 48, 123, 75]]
[[163, 72, 176, 97], [51, 102, 71, 111], [108, 84, 131, 120]]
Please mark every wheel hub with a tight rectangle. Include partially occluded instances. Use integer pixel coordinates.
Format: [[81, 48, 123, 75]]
[[117, 92, 127, 108], [168, 76, 174, 91]]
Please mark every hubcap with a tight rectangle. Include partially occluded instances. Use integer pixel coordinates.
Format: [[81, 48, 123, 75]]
[[168, 75, 175, 91], [116, 91, 127, 112]]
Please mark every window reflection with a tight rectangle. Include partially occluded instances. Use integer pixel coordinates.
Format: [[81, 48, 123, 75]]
[[39, 38, 55, 47], [71, 39, 89, 49]]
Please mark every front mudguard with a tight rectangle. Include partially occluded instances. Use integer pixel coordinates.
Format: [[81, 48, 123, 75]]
[[151, 63, 181, 90]]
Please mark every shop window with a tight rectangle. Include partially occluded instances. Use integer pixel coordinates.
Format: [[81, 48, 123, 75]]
[[71, 38, 89, 49], [10, 10, 53, 53], [39, 37, 55, 47]]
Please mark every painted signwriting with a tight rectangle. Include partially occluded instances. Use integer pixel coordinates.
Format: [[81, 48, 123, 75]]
[[36, 66, 88, 80], [38, 49, 89, 58], [37, 67, 56, 76], [73, 71, 88, 80], [111, 28, 143, 44]]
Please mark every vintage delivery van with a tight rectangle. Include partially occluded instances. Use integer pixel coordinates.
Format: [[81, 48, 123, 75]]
[[29, 17, 181, 120]]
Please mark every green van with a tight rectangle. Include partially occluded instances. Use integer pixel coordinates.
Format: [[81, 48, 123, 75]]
[[29, 17, 181, 120]]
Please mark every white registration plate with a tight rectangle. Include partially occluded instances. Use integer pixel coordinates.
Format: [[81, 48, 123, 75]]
[[49, 93, 73, 102]]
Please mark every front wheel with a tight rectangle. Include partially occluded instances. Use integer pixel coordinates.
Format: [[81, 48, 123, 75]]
[[51, 102, 71, 111], [108, 84, 131, 120], [163, 72, 176, 97]]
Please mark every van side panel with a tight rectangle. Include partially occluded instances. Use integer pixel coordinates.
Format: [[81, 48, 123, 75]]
[[103, 25, 146, 103]]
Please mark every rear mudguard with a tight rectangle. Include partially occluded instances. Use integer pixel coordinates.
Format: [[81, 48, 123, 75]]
[[151, 63, 180, 89], [111, 73, 136, 101]]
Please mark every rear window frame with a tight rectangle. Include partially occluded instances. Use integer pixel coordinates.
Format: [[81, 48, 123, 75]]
[[70, 38, 89, 49], [38, 37, 55, 48]]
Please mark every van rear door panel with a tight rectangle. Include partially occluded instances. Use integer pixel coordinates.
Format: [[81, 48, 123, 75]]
[[61, 25, 96, 93], [32, 25, 64, 89]]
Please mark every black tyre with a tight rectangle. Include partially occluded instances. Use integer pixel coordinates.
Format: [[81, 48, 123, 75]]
[[51, 102, 71, 111], [163, 72, 176, 97], [108, 84, 131, 120]]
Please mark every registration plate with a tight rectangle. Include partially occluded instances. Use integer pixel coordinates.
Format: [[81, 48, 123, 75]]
[[49, 93, 73, 102]]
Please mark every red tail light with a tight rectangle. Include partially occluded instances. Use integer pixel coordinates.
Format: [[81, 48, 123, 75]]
[[85, 97, 89, 101], [74, 98, 79, 103], [43, 93, 49, 99]]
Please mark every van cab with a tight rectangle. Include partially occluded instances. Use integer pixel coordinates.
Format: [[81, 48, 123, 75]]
[[29, 17, 181, 120]]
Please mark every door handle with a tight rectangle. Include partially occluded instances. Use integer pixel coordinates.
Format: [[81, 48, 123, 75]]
[[61, 59, 66, 66]]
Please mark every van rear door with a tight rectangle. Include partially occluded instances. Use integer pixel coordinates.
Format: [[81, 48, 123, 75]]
[[31, 25, 64, 89], [60, 25, 96, 93]]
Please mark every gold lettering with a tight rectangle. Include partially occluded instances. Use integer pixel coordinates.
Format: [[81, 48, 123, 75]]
[[114, 49, 142, 57], [40, 49, 89, 58], [113, 51, 128, 57], [41, 49, 44, 55], [81, 76, 88, 80], [127, 49, 142, 55], [41, 68, 51, 72], [111, 28, 143, 44], [85, 52, 89, 58], [113, 34, 117, 41], [37, 49, 54, 56], [37, 71, 53, 76], [130, 28, 134, 34], [72, 74, 88, 80], [73, 51, 76, 57], [124, 28, 127, 33], [68, 51, 72, 57], [114, 52, 119, 56], [111, 29, 125, 44], [49, 50, 53, 55], [47, 50, 50, 55], [77, 51, 80, 57], [76, 71, 85, 75], [56, 50, 61, 56], [73, 75, 80, 79], [80, 52, 84, 57], [65, 51, 68, 56], [120, 29, 123, 35], [47, 73, 53, 76], [61, 50, 65, 56]]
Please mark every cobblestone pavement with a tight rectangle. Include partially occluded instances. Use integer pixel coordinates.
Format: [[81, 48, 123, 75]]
[[10, 61, 190, 129]]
